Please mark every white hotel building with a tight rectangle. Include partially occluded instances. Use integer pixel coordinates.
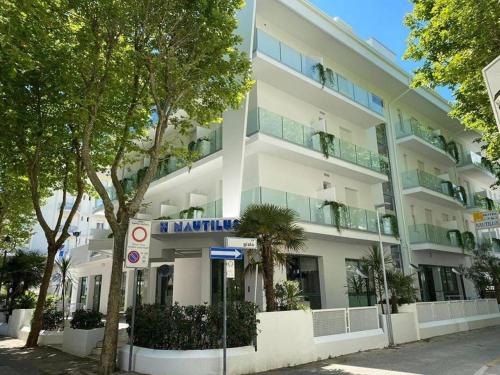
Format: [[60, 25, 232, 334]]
[[69, 0, 500, 314]]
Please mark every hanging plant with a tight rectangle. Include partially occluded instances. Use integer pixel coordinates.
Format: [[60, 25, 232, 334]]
[[461, 231, 476, 251], [314, 131, 335, 159], [433, 134, 447, 149], [379, 158, 390, 175], [453, 185, 467, 206], [321, 200, 347, 231], [446, 229, 464, 249], [441, 180, 455, 198], [445, 141, 460, 163], [480, 157, 496, 174], [381, 214, 399, 239], [180, 206, 205, 219], [481, 196, 495, 211], [313, 63, 335, 88]]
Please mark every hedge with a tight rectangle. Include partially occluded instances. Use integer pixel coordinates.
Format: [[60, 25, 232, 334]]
[[126, 302, 258, 350]]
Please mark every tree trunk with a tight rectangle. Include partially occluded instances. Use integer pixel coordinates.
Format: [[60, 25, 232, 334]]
[[61, 281, 65, 328], [25, 246, 57, 347], [98, 226, 127, 375], [0, 249, 7, 304], [261, 249, 276, 312], [495, 283, 500, 304]]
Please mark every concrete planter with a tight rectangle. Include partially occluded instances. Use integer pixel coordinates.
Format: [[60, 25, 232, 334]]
[[7, 309, 33, 339], [39, 330, 64, 346], [62, 327, 104, 357]]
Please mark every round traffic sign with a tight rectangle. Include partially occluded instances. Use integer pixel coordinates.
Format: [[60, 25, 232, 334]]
[[127, 250, 140, 264], [132, 226, 148, 242]]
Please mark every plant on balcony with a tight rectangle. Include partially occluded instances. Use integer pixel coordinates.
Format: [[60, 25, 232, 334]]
[[313, 62, 335, 88], [381, 214, 399, 238], [445, 141, 460, 163], [480, 156, 498, 175], [446, 229, 464, 249], [179, 206, 205, 219], [453, 185, 468, 206], [433, 134, 447, 149], [379, 158, 390, 175], [462, 231, 476, 251], [480, 196, 495, 211], [155, 216, 172, 220], [314, 131, 335, 159], [441, 180, 455, 198], [321, 200, 347, 231]]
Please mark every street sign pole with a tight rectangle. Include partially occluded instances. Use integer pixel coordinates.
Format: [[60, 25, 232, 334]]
[[128, 268, 138, 372], [223, 260, 227, 375]]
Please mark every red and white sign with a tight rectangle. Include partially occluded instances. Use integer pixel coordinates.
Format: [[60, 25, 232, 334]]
[[125, 219, 151, 268]]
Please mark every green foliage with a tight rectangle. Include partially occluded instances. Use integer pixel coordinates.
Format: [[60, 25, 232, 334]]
[[466, 243, 500, 302], [40, 295, 64, 331], [481, 196, 495, 211], [275, 280, 306, 311], [13, 291, 37, 309], [235, 204, 305, 311], [445, 141, 460, 163], [126, 302, 259, 350], [361, 246, 393, 313], [179, 207, 205, 219], [386, 270, 418, 313], [447, 229, 464, 250], [381, 214, 399, 238], [321, 201, 347, 231], [462, 231, 476, 251], [404, 0, 500, 162], [313, 63, 335, 88], [70, 309, 104, 330], [314, 131, 336, 159]]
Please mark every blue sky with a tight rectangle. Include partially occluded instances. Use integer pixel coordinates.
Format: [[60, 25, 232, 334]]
[[309, 0, 453, 101]]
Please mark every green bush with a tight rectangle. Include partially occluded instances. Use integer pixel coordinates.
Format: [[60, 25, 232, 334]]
[[70, 309, 104, 330], [13, 290, 37, 309], [41, 295, 63, 330], [127, 302, 258, 350], [275, 281, 306, 311]]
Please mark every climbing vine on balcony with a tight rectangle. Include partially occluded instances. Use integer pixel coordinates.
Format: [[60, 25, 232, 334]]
[[433, 134, 447, 149], [314, 131, 336, 159], [445, 141, 460, 163], [313, 63, 335, 88], [179, 206, 205, 219], [446, 229, 464, 249], [321, 200, 347, 231], [480, 196, 495, 211], [381, 214, 399, 239], [462, 231, 476, 251]]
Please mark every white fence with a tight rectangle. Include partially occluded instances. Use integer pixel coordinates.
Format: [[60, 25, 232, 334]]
[[415, 299, 499, 323], [312, 306, 379, 337]]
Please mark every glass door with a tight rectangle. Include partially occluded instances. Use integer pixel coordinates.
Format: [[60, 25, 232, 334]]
[[287, 256, 321, 309], [155, 265, 174, 306], [92, 275, 102, 312]]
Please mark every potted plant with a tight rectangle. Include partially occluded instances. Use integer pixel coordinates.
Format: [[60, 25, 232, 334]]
[[62, 309, 105, 357], [446, 229, 464, 249], [321, 200, 347, 231], [312, 131, 335, 159], [381, 214, 399, 238], [312, 62, 336, 89], [462, 231, 476, 251]]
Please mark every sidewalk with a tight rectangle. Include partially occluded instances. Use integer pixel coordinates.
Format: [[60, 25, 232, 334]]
[[0, 336, 134, 375]]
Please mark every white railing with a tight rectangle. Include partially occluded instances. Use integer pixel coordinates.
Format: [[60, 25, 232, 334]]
[[415, 299, 499, 323], [312, 306, 379, 337]]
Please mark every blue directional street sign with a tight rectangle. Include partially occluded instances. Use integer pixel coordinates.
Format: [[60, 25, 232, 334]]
[[209, 247, 243, 260]]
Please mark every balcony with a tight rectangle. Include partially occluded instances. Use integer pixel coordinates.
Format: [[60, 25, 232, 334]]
[[395, 119, 457, 166], [155, 199, 222, 220], [401, 170, 467, 209], [253, 29, 385, 127], [246, 108, 389, 184], [408, 224, 463, 253], [241, 186, 399, 243], [467, 192, 500, 212], [457, 150, 498, 185]]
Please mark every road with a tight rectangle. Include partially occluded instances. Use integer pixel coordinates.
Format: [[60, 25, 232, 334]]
[[259, 326, 500, 375]]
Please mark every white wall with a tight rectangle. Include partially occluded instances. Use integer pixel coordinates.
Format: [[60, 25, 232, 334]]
[[172, 258, 202, 305]]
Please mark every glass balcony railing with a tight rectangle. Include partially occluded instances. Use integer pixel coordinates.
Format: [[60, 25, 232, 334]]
[[468, 192, 500, 211], [254, 29, 385, 116], [157, 199, 223, 220], [408, 224, 462, 247], [401, 169, 467, 205], [395, 119, 453, 157], [112, 127, 222, 197], [459, 150, 499, 176], [241, 186, 395, 236], [247, 108, 389, 175]]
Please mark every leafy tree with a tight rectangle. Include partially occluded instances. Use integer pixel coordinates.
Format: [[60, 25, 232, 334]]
[[0, 0, 91, 347], [386, 270, 418, 313], [466, 244, 500, 302], [404, 0, 500, 160], [67, 2, 252, 372], [235, 204, 306, 311], [3, 250, 46, 311]]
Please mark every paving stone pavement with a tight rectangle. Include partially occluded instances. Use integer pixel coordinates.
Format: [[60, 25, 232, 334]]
[[0, 336, 136, 375]]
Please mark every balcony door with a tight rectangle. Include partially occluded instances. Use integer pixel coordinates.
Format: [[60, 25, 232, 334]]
[[92, 275, 102, 312], [286, 255, 321, 309]]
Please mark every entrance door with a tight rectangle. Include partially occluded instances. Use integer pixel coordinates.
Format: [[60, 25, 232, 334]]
[[155, 264, 174, 306], [92, 275, 102, 312], [287, 256, 321, 309], [418, 266, 436, 301]]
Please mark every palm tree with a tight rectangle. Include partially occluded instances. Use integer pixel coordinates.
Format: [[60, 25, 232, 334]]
[[361, 246, 392, 313], [235, 204, 305, 311], [52, 256, 73, 320]]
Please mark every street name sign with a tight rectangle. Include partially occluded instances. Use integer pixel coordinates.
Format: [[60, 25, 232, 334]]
[[473, 211, 500, 230], [224, 237, 257, 249], [125, 219, 151, 268], [209, 247, 243, 260]]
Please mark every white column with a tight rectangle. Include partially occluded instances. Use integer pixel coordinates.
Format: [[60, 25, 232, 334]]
[[200, 248, 211, 304]]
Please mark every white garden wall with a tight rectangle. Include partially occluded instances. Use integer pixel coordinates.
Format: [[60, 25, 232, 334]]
[[62, 327, 105, 357], [7, 309, 33, 340]]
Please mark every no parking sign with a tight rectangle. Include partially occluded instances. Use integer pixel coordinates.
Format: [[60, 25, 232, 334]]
[[125, 219, 151, 268]]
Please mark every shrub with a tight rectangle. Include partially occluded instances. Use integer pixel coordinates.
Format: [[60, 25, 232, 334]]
[[275, 281, 306, 311], [13, 290, 37, 309], [126, 302, 258, 350], [70, 309, 104, 330], [41, 295, 64, 331]]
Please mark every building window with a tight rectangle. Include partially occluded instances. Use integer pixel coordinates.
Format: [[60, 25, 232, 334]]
[[155, 265, 174, 306], [92, 275, 102, 312], [211, 259, 244, 304], [345, 259, 376, 307], [287, 255, 321, 309], [78, 277, 88, 306], [136, 269, 149, 305]]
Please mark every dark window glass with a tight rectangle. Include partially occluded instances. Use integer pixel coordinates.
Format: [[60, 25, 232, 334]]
[[287, 256, 321, 309], [156, 264, 174, 306], [211, 259, 245, 304], [345, 259, 376, 307]]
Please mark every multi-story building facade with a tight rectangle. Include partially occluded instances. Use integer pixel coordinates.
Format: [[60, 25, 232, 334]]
[[69, 0, 498, 314]]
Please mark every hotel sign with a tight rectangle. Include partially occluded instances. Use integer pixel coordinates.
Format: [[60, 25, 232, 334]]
[[473, 211, 500, 230], [157, 218, 239, 234]]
